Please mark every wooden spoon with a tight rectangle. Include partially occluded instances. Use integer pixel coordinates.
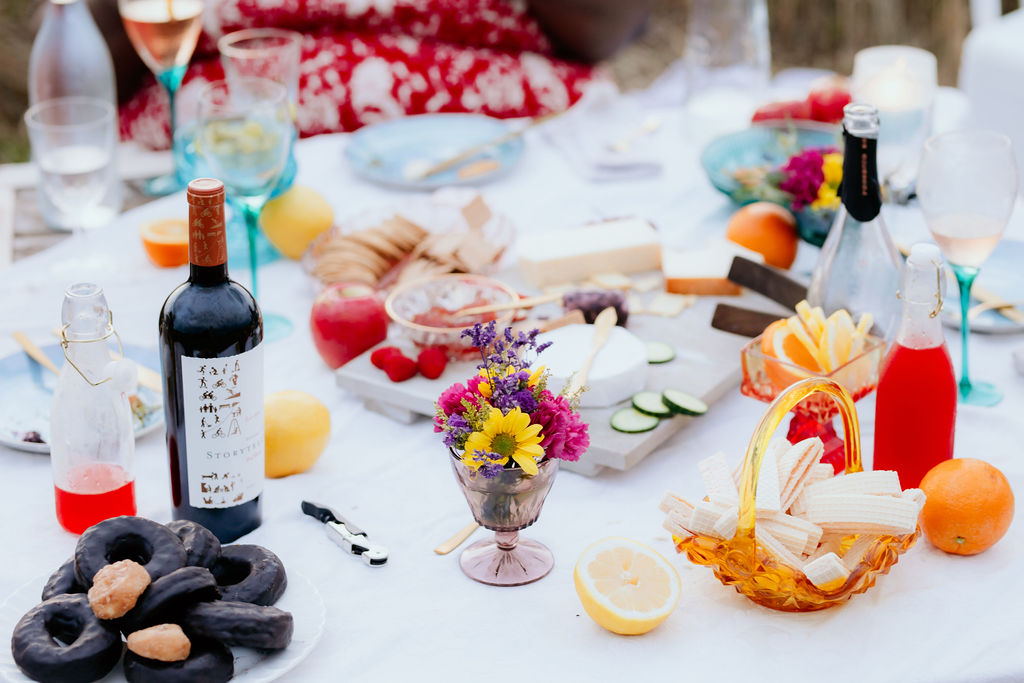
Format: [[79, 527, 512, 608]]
[[12, 331, 61, 375], [433, 522, 479, 555], [565, 306, 617, 397]]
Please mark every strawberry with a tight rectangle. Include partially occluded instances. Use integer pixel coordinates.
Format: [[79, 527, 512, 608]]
[[807, 87, 851, 124], [417, 347, 448, 380], [370, 346, 402, 369], [382, 353, 417, 382]]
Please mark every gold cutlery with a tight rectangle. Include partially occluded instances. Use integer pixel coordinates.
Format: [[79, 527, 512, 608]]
[[433, 521, 479, 555]]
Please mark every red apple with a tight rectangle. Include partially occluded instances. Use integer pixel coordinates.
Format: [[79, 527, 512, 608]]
[[310, 283, 389, 369]]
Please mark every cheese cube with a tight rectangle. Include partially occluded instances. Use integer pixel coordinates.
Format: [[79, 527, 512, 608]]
[[662, 240, 764, 296], [518, 218, 661, 287]]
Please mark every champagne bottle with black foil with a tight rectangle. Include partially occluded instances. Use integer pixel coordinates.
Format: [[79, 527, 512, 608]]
[[159, 178, 264, 542], [808, 103, 902, 340]]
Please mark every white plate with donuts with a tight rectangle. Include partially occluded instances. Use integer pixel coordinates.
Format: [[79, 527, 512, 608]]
[[0, 571, 326, 683]]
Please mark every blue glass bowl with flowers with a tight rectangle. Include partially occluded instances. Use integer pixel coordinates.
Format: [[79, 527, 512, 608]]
[[435, 322, 590, 586], [701, 123, 843, 246]]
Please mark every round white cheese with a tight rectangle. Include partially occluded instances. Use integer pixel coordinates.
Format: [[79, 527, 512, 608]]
[[536, 324, 647, 408]]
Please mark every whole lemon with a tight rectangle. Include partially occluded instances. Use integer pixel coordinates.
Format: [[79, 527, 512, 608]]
[[260, 186, 334, 259], [264, 391, 331, 478]]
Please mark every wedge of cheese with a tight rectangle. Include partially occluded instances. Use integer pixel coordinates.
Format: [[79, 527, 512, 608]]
[[518, 217, 661, 287], [662, 240, 764, 296]]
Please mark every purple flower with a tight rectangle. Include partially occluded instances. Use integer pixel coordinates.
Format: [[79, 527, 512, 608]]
[[531, 392, 590, 462], [442, 414, 471, 448]]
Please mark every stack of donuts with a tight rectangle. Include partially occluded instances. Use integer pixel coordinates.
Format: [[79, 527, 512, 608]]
[[10, 516, 293, 683]]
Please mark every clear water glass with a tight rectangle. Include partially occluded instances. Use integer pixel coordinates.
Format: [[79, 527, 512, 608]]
[[683, 0, 770, 141], [917, 130, 1017, 406], [24, 97, 116, 278]]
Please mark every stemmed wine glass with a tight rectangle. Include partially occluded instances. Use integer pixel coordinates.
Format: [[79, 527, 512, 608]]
[[118, 0, 204, 195], [216, 28, 302, 266], [917, 130, 1018, 406], [197, 77, 294, 340], [24, 97, 116, 278]]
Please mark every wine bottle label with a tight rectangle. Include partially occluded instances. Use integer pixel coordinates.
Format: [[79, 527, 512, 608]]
[[180, 345, 264, 509], [840, 129, 882, 222]]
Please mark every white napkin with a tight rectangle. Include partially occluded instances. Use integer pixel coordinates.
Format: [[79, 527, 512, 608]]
[[543, 82, 664, 181]]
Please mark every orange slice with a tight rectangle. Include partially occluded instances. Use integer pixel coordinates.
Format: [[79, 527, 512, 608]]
[[140, 218, 189, 268], [760, 318, 821, 389]]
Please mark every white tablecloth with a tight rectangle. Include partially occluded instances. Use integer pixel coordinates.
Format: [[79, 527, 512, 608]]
[[2, 112, 1023, 683]]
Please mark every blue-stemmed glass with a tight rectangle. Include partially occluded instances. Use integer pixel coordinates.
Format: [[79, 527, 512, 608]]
[[917, 130, 1018, 407], [119, 0, 204, 195], [197, 77, 294, 341]]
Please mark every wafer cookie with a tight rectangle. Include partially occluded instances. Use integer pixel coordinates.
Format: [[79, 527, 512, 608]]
[[802, 470, 902, 499], [699, 452, 739, 506], [780, 438, 825, 511], [659, 492, 694, 516], [754, 527, 803, 570], [802, 494, 919, 535], [802, 552, 850, 590]]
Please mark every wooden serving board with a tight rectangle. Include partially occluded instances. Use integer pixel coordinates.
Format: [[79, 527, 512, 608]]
[[336, 292, 773, 476]]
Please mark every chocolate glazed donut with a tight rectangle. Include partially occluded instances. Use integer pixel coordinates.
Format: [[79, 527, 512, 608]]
[[182, 601, 294, 649], [123, 638, 233, 683], [165, 520, 221, 569], [75, 516, 186, 586], [11, 594, 122, 683], [41, 557, 86, 601], [120, 566, 220, 633], [212, 545, 287, 606]]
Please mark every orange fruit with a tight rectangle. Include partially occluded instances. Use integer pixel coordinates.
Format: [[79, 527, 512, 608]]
[[726, 202, 799, 269], [918, 458, 1014, 555], [760, 318, 821, 388], [140, 218, 189, 268]]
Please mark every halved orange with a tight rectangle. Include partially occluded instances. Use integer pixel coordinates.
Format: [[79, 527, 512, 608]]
[[140, 218, 189, 268]]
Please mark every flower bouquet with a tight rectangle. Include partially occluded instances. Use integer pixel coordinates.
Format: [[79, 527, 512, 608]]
[[435, 321, 589, 586], [733, 146, 842, 247]]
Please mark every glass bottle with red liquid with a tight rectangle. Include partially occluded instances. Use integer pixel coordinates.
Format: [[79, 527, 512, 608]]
[[873, 243, 957, 487], [50, 283, 138, 533]]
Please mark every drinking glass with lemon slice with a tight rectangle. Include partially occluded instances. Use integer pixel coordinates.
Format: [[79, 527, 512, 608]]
[[196, 77, 294, 340], [740, 300, 884, 472]]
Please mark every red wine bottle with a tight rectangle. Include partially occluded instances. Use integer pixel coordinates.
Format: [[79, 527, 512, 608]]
[[159, 178, 264, 542]]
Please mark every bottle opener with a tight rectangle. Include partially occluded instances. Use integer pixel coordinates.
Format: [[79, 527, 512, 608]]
[[301, 501, 388, 566]]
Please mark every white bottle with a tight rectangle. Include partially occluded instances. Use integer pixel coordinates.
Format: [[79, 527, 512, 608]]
[[29, 0, 122, 230]]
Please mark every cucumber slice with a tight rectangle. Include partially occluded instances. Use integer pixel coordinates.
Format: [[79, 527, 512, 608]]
[[631, 391, 673, 417], [661, 389, 708, 416], [610, 407, 661, 433], [646, 341, 675, 364]]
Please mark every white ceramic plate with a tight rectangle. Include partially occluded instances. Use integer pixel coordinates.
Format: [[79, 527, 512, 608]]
[[0, 344, 164, 454], [0, 571, 325, 682]]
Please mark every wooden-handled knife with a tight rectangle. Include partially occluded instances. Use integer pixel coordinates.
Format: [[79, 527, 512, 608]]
[[727, 256, 808, 310]]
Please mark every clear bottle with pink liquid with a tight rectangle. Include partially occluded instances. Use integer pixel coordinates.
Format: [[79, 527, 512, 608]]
[[50, 283, 137, 533]]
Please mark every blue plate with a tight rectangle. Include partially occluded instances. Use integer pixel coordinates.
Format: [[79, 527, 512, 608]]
[[0, 344, 163, 454], [344, 114, 524, 190], [942, 239, 1024, 335], [700, 122, 840, 201]]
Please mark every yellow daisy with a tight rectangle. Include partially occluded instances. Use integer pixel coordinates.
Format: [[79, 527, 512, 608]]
[[462, 407, 545, 475]]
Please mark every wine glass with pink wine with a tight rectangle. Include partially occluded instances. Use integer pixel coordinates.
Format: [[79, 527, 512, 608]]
[[917, 130, 1017, 406], [118, 0, 204, 195]]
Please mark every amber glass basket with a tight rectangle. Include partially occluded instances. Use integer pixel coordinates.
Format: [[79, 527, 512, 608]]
[[675, 378, 919, 612]]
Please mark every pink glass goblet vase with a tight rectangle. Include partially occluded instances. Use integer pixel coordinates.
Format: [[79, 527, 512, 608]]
[[449, 451, 558, 586]]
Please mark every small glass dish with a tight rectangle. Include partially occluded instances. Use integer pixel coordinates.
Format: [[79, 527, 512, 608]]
[[674, 378, 920, 612], [384, 273, 518, 360], [741, 332, 885, 470]]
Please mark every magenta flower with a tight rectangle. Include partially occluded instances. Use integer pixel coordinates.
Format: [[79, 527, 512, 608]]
[[530, 392, 590, 462], [434, 382, 480, 432], [779, 149, 825, 211]]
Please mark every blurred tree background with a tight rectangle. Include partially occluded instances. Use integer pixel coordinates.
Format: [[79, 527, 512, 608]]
[[0, 0, 1013, 163]]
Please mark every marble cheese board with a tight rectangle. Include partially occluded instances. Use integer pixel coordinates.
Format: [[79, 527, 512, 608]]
[[336, 292, 771, 476]]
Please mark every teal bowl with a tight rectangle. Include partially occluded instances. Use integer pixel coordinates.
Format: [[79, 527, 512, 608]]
[[700, 122, 840, 202]]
